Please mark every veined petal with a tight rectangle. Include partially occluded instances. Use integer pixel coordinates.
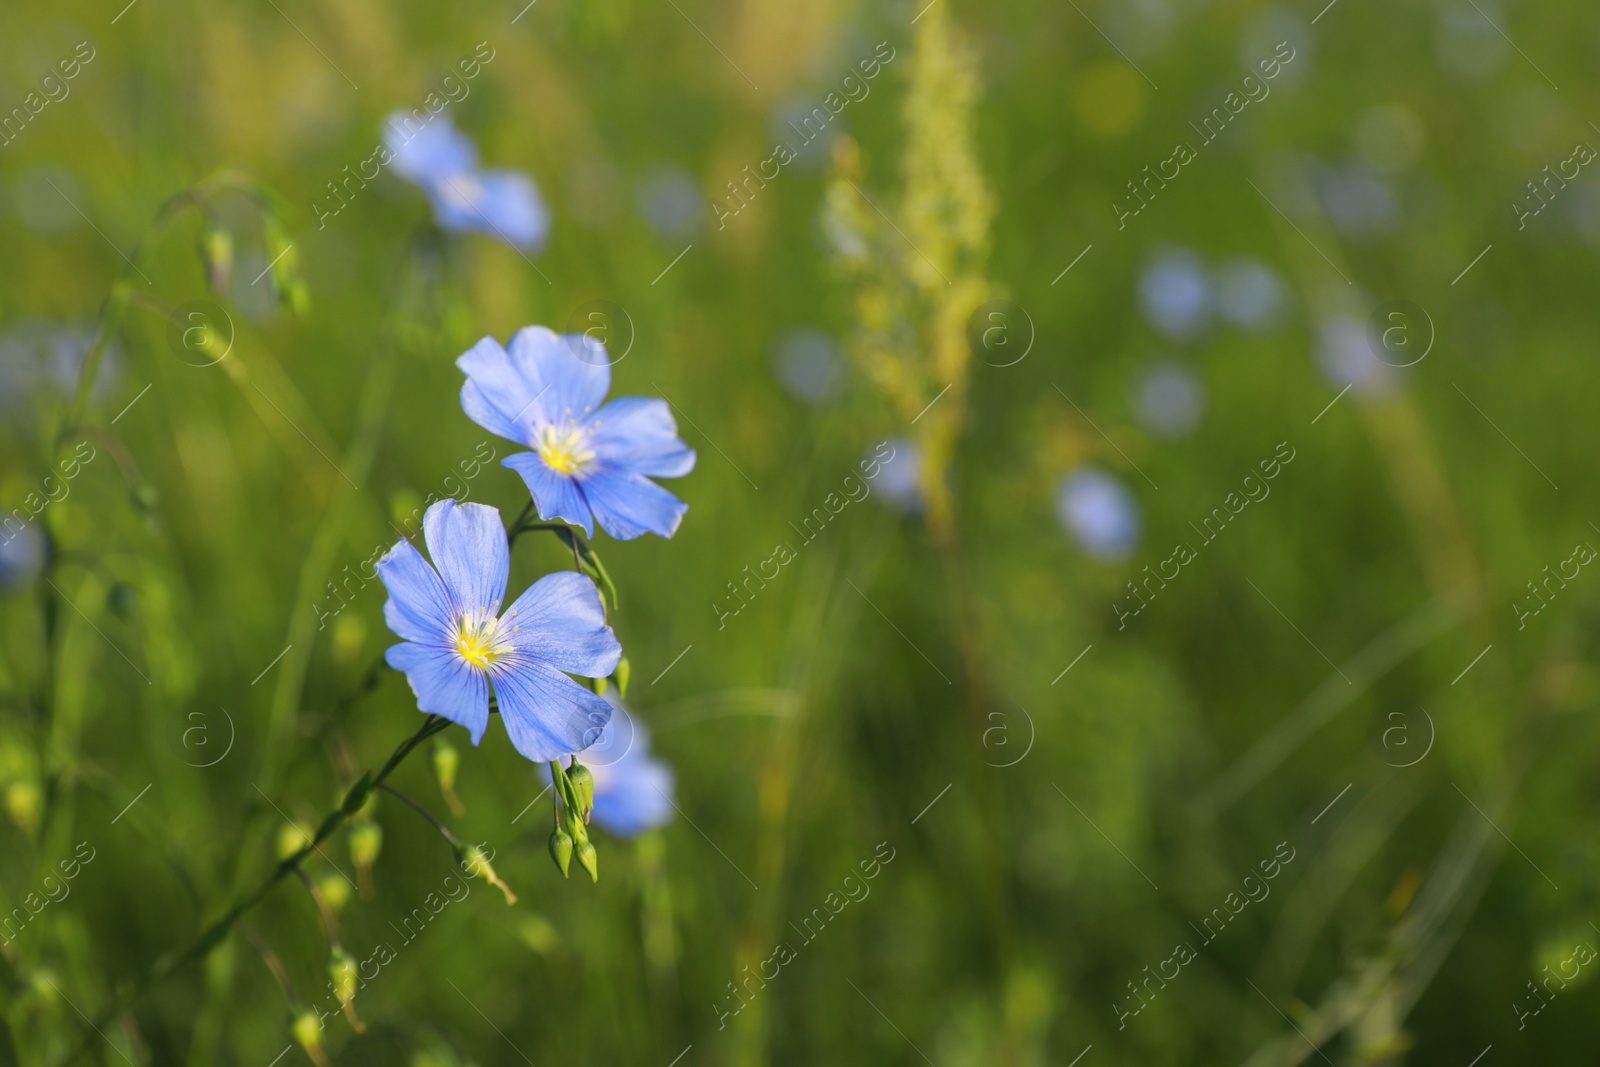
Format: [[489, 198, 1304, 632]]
[[503, 452, 594, 536], [591, 396, 696, 478], [422, 499, 509, 615], [457, 335, 544, 442], [460, 379, 525, 443], [385, 641, 490, 744], [500, 571, 621, 679], [579, 467, 688, 540], [506, 326, 610, 419], [489, 658, 614, 762], [375, 537, 454, 644]]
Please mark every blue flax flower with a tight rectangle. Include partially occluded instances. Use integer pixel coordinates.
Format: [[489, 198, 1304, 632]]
[[457, 327, 696, 540], [546, 697, 675, 837], [384, 112, 548, 251], [377, 499, 621, 762], [0, 525, 44, 589]]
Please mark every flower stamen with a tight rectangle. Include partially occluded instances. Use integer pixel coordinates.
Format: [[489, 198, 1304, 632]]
[[535, 422, 595, 475], [456, 613, 504, 669]]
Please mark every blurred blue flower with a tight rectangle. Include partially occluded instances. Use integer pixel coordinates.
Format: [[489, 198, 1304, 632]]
[[376, 499, 621, 763], [0, 320, 118, 410], [1238, 9, 1313, 87], [874, 438, 921, 513], [1140, 249, 1212, 339], [431, 170, 547, 249], [0, 525, 45, 589], [1435, 0, 1507, 82], [1214, 258, 1286, 331], [457, 327, 696, 539], [384, 112, 548, 250], [772, 327, 843, 403], [545, 697, 675, 837], [1056, 468, 1141, 559], [770, 98, 837, 172], [637, 164, 704, 241], [387, 114, 478, 182], [1316, 163, 1397, 239], [1315, 314, 1394, 396], [1134, 361, 1205, 439]]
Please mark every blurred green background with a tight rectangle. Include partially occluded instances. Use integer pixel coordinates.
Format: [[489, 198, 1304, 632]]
[[2, 0, 1599, 1063]]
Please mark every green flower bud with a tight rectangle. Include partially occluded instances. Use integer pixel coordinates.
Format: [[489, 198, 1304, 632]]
[[517, 914, 561, 955], [465, 844, 518, 905], [548, 827, 574, 878], [349, 818, 382, 898], [276, 821, 314, 860], [330, 612, 366, 668], [292, 1009, 332, 1067], [262, 216, 309, 315], [284, 279, 311, 316], [348, 818, 381, 866], [329, 948, 365, 1032], [316, 871, 351, 913], [575, 839, 599, 883], [433, 737, 464, 816], [4, 779, 40, 835], [567, 762, 594, 823], [614, 656, 630, 697]]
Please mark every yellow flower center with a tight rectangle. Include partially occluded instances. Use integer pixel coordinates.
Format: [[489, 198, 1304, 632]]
[[536, 421, 594, 475], [456, 613, 504, 669]]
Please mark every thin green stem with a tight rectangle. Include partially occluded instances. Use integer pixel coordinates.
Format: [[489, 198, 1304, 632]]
[[67, 714, 449, 1064], [505, 499, 537, 543], [378, 782, 464, 856], [239, 925, 298, 1005]]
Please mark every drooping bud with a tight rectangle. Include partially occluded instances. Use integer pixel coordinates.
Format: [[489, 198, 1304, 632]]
[[292, 1009, 333, 1067], [517, 914, 561, 955], [567, 762, 595, 824], [614, 656, 631, 697], [348, 818, 382, 899], [548, 827, 574, 877], [277, 821, 315, 860], [316, 870, 351, 914], [465, 844, 518, 904], [329, 948, 365, 1032], [284, 279, 311, 316], [575, 839, 599, 883], [3, 779, 41, 835], [263, 216, 309, 315], [433, 738, 464, 816], [330, 612, 366, 668]]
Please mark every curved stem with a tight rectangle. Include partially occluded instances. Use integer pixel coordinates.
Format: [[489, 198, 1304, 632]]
[[505, 499, 537, 543], [58, 168, 285, 450], [67, 714, 449, 1063], [239, 924, 298, 1004], [378, 783, 464, 857]]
